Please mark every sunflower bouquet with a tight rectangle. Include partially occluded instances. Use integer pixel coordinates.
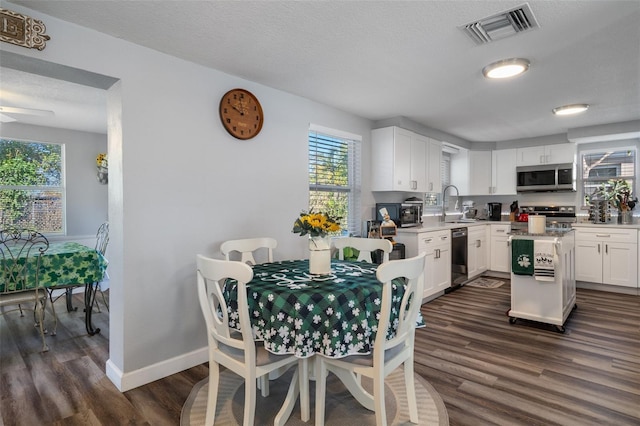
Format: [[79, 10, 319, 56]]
[[292, 210, 341, 238], [96, 153, 108, 168]]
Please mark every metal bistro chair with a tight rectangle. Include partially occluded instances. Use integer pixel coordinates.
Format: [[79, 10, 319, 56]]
[[51, 222, 110, 315], [196, 255, 307, 426], [220, 237, 277, 265], [333, 237, 393, 263], [0, 228, 51, 352], [92, 222, 109, 312], [314, 252, 427, 426]]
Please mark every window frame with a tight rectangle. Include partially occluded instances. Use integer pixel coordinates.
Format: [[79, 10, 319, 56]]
[[0, 138, 66, 235], [580, 145, 637, 207], [308, 124, 362, 236]]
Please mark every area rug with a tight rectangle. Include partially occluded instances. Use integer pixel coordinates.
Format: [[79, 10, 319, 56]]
[[181, 367, 449, 426], [465, 277, 505, 289]]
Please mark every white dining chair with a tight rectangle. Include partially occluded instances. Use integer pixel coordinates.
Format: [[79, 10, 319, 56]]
[[220, 237, 277, 265], [196, 254, 307, 426], [314, 252, 427, 426], [333, 237, 393, 263]]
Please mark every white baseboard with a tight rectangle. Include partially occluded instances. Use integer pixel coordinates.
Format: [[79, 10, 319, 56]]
[[105, 346, 209, 392]]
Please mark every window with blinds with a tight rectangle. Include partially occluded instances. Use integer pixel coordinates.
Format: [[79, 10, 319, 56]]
[[581, 148, 636, 205], [0, 138, 65, 233], [308, 127, 361, 236]]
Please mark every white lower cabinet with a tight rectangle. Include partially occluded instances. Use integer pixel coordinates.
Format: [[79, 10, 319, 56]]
[[574, 227, 638, 287], [396, 229, 451, 299], [420, 230, 451, 298], [490, 224, 511, 272], [467, 226, 488, 279]]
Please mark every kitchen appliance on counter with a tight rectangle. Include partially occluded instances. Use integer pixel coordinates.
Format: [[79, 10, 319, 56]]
[[488, 202, 502, 221], [375, 201, 422, 228], [462, 201, 477, 220], [516, 163, 576, 193]]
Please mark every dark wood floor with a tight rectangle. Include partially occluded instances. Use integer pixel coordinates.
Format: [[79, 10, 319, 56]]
[[1, 283, 638, 425]]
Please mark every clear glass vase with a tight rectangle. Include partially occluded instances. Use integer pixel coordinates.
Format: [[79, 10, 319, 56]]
[[309, 236, 331, 275], [618, 210, 633, 224]]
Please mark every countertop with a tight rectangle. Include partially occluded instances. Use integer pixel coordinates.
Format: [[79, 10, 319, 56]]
[[397, 219, 508, 233], [572, 221, 640, 230]]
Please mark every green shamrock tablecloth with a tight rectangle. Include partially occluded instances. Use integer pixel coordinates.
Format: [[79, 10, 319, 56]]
[[0, 241, 107, 291], [223, 259, 425, 359]]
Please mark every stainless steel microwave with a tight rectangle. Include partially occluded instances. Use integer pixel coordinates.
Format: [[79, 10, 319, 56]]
[[516, 163, 576, 192]]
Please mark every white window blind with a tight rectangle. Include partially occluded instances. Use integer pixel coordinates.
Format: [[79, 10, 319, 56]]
[[581, 147, 636, 205], [308, 126, 361, 236]]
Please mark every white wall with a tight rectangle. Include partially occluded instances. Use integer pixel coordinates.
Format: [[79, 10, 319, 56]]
[[0, 122, 108, 236], [2, 3, 374, 390]]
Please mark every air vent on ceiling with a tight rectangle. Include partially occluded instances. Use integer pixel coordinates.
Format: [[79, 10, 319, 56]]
[[461, 3, 539, 45]]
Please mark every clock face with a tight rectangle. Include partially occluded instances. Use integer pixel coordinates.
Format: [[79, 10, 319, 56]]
[[219, 88, 264, 140]]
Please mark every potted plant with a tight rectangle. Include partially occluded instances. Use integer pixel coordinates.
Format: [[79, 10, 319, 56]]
[[591, 179, 637, 223]]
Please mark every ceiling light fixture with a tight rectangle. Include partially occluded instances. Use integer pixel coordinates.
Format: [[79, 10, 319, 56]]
[[482, 58, 530, 79], [552, 104, 590, 116]]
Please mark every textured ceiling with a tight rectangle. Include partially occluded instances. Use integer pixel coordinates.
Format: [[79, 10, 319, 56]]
[[2, 1, 639, 142]]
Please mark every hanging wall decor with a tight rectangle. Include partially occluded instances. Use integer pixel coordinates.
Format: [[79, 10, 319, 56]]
[[96, 153, 108, 184], [0, 8, 50, 51]]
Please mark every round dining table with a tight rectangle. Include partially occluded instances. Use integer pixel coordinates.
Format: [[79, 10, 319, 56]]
[[223, 258, 425, 359]]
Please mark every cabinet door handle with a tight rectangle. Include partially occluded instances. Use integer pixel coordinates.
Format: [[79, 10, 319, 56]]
[[595, 234, 610, 238], [605, 244, 608, 255], [476, 239, 481, 248], [441, 236, 448, 241], [434, 248, 440, 259], [597, 243, 600, 254], [429, 182, 433, 191], [424, 238, 433, 243], [497, 229, 505, 233], [540, 155, 545, 163]]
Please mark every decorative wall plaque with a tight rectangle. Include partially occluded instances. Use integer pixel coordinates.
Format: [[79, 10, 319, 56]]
[[0, 8, 50, 51]]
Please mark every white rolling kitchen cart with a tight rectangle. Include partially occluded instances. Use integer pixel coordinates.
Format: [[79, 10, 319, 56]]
[[508, 230, 577, 333]]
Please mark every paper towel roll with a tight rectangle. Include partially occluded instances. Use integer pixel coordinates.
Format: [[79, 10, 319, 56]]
[[528, 215, 546, 234]]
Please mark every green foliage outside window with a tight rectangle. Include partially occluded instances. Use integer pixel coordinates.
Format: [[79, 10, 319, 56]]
[[309, 131, 357, 234], [0, 139, 63, 232]]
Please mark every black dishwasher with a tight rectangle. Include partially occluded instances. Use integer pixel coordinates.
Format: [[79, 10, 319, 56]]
[[448, 227, 468, 293]]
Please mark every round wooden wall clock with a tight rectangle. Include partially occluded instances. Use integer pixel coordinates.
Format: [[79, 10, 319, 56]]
[[219, 88, 264, 140]]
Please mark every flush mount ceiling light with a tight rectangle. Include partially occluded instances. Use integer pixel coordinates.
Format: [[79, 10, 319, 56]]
[[552, 104, 590, 116], [482, 58, 530, 79]]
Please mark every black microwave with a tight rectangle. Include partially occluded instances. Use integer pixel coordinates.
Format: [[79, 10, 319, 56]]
[[375, 202, 422, 227], [516, 163, 576, 192]]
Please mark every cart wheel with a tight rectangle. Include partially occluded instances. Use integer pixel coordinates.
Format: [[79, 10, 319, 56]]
[[508, 317, 517, 324], [554, 325, 566, 333]]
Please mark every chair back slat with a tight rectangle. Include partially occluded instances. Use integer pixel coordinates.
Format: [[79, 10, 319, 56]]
[[220, 237, 277, 265], [333, 237, 393, 263], [0, 229, 49, 293], [374, 252, 426, 352], [196, 255, 254, 353], [95, 222, 109, 255]]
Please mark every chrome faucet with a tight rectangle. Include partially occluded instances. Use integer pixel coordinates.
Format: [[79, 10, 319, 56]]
[[441, 184, 460, 222]]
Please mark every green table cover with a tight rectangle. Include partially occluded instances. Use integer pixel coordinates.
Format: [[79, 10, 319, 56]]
[[0, 241, 107, 291], [223, 259, 425, 359]]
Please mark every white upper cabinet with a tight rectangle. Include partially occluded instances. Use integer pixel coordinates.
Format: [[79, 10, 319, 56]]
[[371, 126, 441, 193], [427, 137, 442, 193], [468, 150, 492, 195], [516, 144, 576, 166], [451, 149, 516, 196], [491, 148, 517, 195]]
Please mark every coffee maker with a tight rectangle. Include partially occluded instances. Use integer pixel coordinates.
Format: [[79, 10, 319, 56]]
[[487, 202, 502, 221]]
